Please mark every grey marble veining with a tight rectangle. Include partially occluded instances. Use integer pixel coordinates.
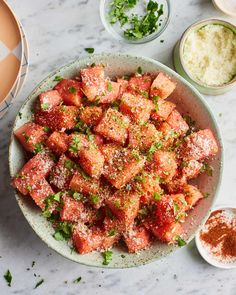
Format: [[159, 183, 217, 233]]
[[0, 0, 236, 294]]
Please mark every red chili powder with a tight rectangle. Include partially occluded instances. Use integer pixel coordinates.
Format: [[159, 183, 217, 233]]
[[200, 209, 236, 261]]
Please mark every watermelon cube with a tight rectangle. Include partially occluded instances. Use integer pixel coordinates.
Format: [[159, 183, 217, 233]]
[[99, 143, 121, 162], [99, 80, 120, 104], [105, 190, 140, 225], [183, 184, 204, 209], [166, 110, 189, 136], [151, 100, 176, 122], [60, 195, 94, 223], [49, 154, 76, 190], [81, 64, 106, 102], [67, 133, 89, 158], [150, 72, 176, 99], [69, 171, 100, 195], [182, 159, 203, 179], [38, 90, 63, 111], [79, 146, 104, 179], [128, 123, 159, 151], [117, 78, 129, 96], [29, 179, 54, 210], [12, 151, 55, 195], [94, 108, 130, 145], [124, 225, 151, 253], [34, 106, 79, 131], [152, 150, 177, 181], [79, 106, 103, 126], [151, 222, 183, 243], [14, 122, 48, 153], [158, 122, 176, 148], [103, 147, 145, 189], [181, 129, 219, 161], [54, 79, 83, 107], [46, 131, 69, 155], [119, 92, 154, 123], [128, 74, 152, 97], [165, 175, 187, 194]]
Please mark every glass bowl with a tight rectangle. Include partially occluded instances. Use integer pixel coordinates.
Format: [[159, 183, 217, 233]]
[[100, 0, 171, 44]]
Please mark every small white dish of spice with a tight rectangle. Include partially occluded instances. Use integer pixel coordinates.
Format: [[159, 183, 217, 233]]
[[196, 206, 236, 269]]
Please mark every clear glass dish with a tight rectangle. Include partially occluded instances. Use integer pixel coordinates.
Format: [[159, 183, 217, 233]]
[[100, 0, 171, 44]]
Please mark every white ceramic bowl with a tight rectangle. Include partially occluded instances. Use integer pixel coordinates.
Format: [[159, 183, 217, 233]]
[[9, 53, 223, 268], [196, 205, 236, 269]]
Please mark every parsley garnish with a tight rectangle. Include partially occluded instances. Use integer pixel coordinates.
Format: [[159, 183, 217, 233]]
[[107, 81, 113, 92], [34, 279, 44, 289], [204, 192, 209, 198], [200, 162, 213, 176], [73, 276, 82, 283], [34, 143, 43, 153], [85, 48, 94, 54], [69, 135, 81, 153], [69, 86, 77, 94], [137, 66, 143, 74], [152, 95, 160, 111], [53, 222, 72, 241], [108, 229, 116, 236], [4, 270, 12, 287], [153, 192, 161, 201], [146, 142, 162, 161], [102, 250, 113, 265], [43, 126, 51, 133], [41, 102, 49, 111], [64, 159, 76, 170], [175, 236, 187, 247], [18, 112, 22, 119], [54, 75, 63, 82], [89, 194, 100, 204]]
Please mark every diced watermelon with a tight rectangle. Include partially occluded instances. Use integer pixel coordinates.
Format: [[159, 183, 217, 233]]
[[183, 184, 204, 209], [79, 106, 103, 126], [128, 123, 159, 151], [164, 175, 187, 194], [99, 81, 120, 104], [60, 195, 95, 223], [99, 143, 121, 162], [81, 64, 106, 102], [54, 79, 83, 107], [67, 133, 89, 158], [119, 92, 154, 123], [34, 106, 79, 131], [72, 224, 103, 254], [151, 100, 176, 121], [79, 146, 104, 179], [151, 222, 183, 243], [69, 171, 100, 195], [46, 131, 69, 155], [105, 190, 140, 225], [12, 151, 55, 195], [117, 78, 129, 96], [128, 74, 152, 97], [182, 159, 203, 179], [49, 154, 76, 190], [166, 110, 189, 136], [38, 90, 63, 111], [94, 108, 130, 145], [134, 172, 162, 204], [158, 122, 176, 148], [150, 72, 176, 99], [103, 147, 145, 189], [152, 150, 177, 181], [29, 178, 54, 209], [124, 225, 151, 253], [14, 122, 48, 153], [181, 129, 219, 161]]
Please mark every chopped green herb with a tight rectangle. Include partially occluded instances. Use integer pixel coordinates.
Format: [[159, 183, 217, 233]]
[[53, 222, 72, 241], [73, 276, 82, 283], [113, 200, 121, 208], [108, 229, 116, 236], [121, 254, 126, 258], [73, 192, 84, 201], [54, 75, 63, 82], [102, 250, 113, 265], [160, 39, 164, 43], [69, 135, 81, 153], [152, 95, 160, 111], [175, 235, 187, 247], [26, 185, 32, 192], [34, 279, 44, 289], [204, 192, 209, 198], [53, 231, 64, 241], [173, 202, 179, 216], [4, 270, 12, 287], [91, 62, 96, 67], [18, 112, 22, 119], [146, 142, 162, 161], [34, 143, 43, 154], [41, 102, 50, 111], [85, 48, 94, 54], [64, 159, 76, 170], [22, 132, 30, 142], [153, 192, 161, 201], [111, 100, 121, 109], [137, 66, 143, 74], [43, 126, 51, 133], [200, 162, 213, 176], [89, 194, 99, 204], [31, 261, 35, 267], [107, 81, 113, 92], [175, 212, 187, 222], [53, 192, 61, 202], [69, 86, 77, 94]]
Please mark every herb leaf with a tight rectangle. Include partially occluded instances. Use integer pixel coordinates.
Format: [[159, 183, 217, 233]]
[[4, 270, 12, 287], [73, 276, 82, 283], [102, 250, 113, 265], [85, 48, 94, 54], [54, 75, 63, 82], [34, 279, 44, 289], [175, 235, 187, 247]]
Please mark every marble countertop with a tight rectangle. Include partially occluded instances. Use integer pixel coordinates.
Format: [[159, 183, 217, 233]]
[[0, 0, 236, 294]]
